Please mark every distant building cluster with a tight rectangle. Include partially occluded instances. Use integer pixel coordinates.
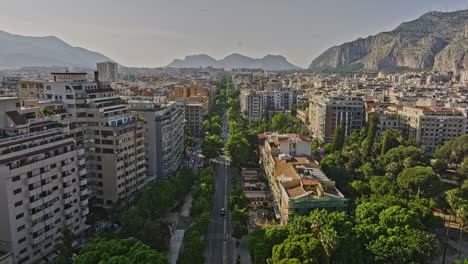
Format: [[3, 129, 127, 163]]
[[233, 71, 468, 154], [0, 64, 224, 264]]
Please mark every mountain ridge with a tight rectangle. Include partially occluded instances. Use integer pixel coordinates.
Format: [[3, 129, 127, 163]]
[[0, 30, 114, 70], [308, 9, 468, 73], [166, 53, 302, 71]]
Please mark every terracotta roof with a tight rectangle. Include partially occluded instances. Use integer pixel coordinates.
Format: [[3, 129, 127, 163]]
[[286, 185, 307, 198], [6, 111, 27, 125], [302, 179, 320, 186], [281, 164, 300, 179]]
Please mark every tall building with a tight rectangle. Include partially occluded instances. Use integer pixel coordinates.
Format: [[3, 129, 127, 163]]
[[0, 97, 88, 264], [240, 89, 296, 120], [184, 103, 204, 137], [97, 61, 119, 82], [398, 106, 466, 154], [240, 89, 262, 120], [308, 95, 364, 142], [130, 101, 186, 179], [44, 72, 148, 206]]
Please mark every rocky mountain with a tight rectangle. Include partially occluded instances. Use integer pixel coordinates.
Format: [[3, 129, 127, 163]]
[[166, 53, 301, 71], [309, 10, 468, 73], [0, 30, 114, 70]]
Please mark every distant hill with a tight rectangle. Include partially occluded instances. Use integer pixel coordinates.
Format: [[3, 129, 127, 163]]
[[309, 9, 468, 73], [0, 30, 114, 70], [166, 53, 302, 71]]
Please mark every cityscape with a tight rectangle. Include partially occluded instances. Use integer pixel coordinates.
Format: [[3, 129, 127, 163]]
[[0, 1, 467, 264]]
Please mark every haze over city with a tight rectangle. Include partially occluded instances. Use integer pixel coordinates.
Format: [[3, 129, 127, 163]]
[[0, 1, 467, 264], [1, 0, 467, 67]]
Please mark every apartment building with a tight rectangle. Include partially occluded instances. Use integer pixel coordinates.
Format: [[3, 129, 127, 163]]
[[43, 72, 147, 206], [308, 95, 364, 142], [258, 132, 346, 224], [240, 89, 295, 120], [365, 104, 400, 136], [240, 89, 262, 120], [17, 81, 45, 100], [398, 106, 467, 154], [184, 103, 205, 137], [0, 97, 88, 264], [130, 101, 186, 179], [169, 84, 214, 109], [97, 61, 119, 82]]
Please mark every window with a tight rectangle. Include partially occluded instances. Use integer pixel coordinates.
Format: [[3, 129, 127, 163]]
[[13, 188, 22, 195], [17, 225, 25, 232], [16, 213, 24, 219], [15, 201, 23, 207], [19, 248, 27, 254], [18, 237, 26, 244], [12, 175, 21, 182]]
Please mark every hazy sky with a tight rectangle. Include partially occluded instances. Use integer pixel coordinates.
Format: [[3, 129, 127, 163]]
[[1, 0, 467, 68]]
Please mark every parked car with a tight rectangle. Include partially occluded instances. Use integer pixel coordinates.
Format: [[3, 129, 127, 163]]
[[220, 207, 226, 216]]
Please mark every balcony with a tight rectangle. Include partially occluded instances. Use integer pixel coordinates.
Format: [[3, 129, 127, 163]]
[[31, 233, 46, 245], [28, 198, 43, 209], [65, 217, 74, 226], [63, 195, 74, 205], [81, 208, 89, 217], [80, 189, 88, 197], [26, 173, 41, 185], [29, 223, 45, 234], [80, 198, 88, 207], [79, 177, 87, 186]]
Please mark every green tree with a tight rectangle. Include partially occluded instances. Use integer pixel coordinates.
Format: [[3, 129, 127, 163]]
[[271, 113, 288, 131], [381, 129, 404, 155], [397, 166, 440, 198], [332, 121, 345, 151], [74, 238, 169, 264], [52, 227, 76, 264], [201, 135, 224, 161]]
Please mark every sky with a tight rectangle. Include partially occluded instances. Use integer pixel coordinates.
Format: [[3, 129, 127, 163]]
[[0, 0, 467, 68]]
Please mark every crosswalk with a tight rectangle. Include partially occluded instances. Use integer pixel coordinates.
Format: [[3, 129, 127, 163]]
[[205, 233, 231, 240]]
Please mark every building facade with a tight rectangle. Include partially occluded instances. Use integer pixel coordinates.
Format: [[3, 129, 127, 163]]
[[398, 106, 467, 154], [97, 61, 119, 82], [44, 73, 147, 206], [0, 97, 88, 264], [130, 101, 186, 179], [308, 95, 364, 142]]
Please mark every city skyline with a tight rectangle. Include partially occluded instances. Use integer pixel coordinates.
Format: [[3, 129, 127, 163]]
[[1, 0, 467, 68]]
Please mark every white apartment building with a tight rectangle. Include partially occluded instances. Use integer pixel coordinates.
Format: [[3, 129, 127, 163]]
[[97, 61, 119, 82], [240, 89, 295, 120], [130, 101, 186, 179], [398, 106, 467, 154], [43, 72, 147, 206], [0, 97, 88, 264], [240, 89, 262, 120]]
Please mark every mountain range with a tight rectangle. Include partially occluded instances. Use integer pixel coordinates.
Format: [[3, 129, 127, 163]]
[[309, 9, 468, 73], [166, 54, 302, 71], [0, 30, 113, 70]]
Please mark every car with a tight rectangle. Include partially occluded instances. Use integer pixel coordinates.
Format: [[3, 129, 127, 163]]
[[220, 208, 226, 216]]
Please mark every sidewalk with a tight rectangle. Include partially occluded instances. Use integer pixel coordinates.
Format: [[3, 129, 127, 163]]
[[167, 192, 193, 264], [234, 235, 251, 264]]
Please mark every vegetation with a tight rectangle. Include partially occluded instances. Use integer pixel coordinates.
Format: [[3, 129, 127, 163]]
[[74, 237, 169, 264], [178, 165, 216, 264], [247, 125, 468, 263]]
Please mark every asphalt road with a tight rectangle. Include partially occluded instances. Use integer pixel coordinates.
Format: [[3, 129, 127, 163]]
[[204, 113, 233, 264]]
